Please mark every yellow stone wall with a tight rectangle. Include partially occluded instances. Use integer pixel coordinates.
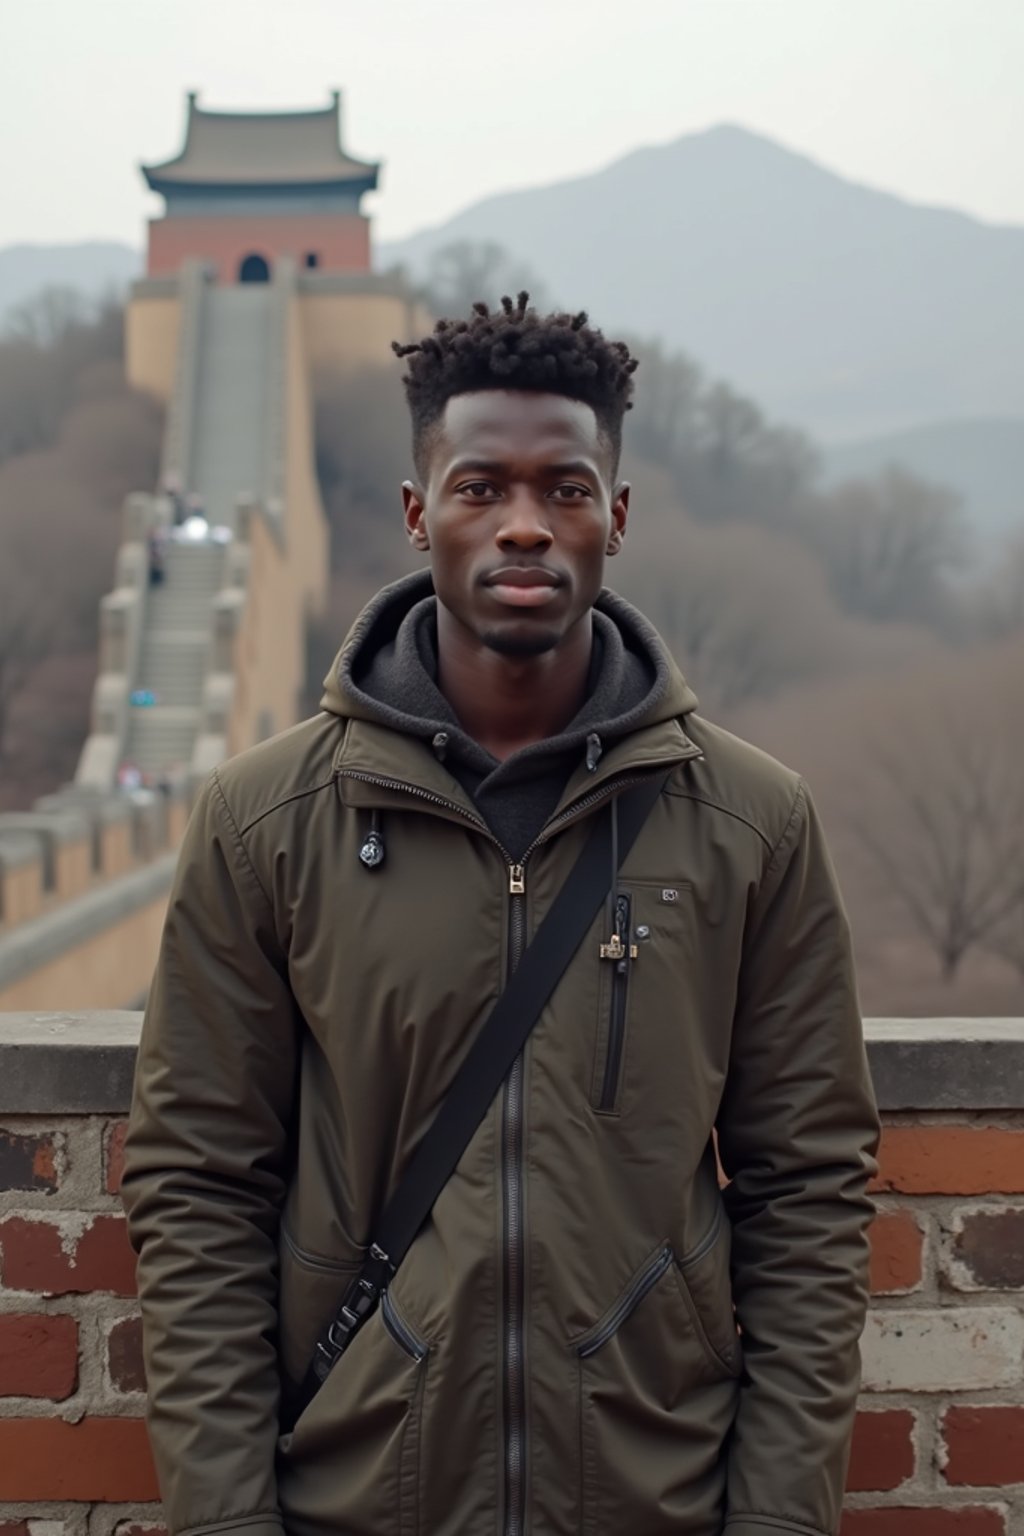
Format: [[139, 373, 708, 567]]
[[227, 514, 303, 754], [54, 841, 93, 902], [0, 864, 44, 927], [285, 289, 330, 618], [125, 293, 181, 401], [300, 290, 432, 376], [100, 821, 135, 878], [0, 895, 170, 1011]]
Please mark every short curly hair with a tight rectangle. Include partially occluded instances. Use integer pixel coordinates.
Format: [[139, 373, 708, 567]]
[[392, 292, 639, 480]]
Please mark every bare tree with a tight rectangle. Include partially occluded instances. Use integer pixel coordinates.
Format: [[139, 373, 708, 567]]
[[810, 465, 964, 626], [972, 529, 1024, 640], [848, 646, 1024, 980], [0, 577, 52, 769], [419, 240, 551, 316], [3, 286, 88, 346], [0, 293, 125, 466], [618, 512, 845, 710]]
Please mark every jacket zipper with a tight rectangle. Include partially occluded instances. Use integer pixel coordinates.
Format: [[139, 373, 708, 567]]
[[503, 856, 528, 1536], [576, 1244, 673, 1359], [598, 892, 632, 1112], [381, 1287, 429, 1362], [336, 765, 674, 1535]]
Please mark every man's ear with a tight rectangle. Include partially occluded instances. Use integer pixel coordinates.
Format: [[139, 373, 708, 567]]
[[606, 482, 630, 556], [402, 481, 430, 551]]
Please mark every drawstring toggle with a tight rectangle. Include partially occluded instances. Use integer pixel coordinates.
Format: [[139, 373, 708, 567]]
[[359, 810, 386, 870], [585, 732, 603, 773]]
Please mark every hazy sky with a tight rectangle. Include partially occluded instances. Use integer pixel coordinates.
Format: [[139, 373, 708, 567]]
[[1, 0, 1021, 249]]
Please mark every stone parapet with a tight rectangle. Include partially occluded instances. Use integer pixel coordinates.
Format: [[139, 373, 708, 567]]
[[0, 814, 93, 904], [0, 833, 44, 927], [0, 1017, 1022, 1533]]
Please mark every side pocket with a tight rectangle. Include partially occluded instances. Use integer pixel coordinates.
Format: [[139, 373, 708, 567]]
[[572, 1239, 736, 1534], [278, 1224, 361, 1390], [382, 1287, 430, 1363], [277, 1269, 430, 1536], [575, 1243, 672, 1358], [673, 1207, 742, 1379]]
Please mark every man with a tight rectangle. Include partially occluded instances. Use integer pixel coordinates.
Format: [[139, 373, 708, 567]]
[[123, 295, 879, 1536]]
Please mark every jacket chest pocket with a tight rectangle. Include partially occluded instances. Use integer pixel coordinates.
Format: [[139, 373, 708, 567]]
[[590, 880, 692, 1115]]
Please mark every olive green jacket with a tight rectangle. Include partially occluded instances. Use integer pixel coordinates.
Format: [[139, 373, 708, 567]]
[[123, 602, 879, 1536]]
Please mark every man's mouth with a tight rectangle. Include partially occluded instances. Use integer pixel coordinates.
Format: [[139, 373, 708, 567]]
[[483, 567, 564, 608]]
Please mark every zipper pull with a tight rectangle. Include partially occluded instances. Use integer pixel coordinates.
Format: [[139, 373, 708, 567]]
[[509, 863, 525, 895], [600, 895, 638, 962]]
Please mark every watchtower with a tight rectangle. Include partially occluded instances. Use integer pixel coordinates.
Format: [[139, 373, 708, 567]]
[[141, 90, 380, 283]]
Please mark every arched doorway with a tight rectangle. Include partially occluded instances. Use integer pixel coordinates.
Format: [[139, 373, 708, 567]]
[[238, 253, 270, 283]]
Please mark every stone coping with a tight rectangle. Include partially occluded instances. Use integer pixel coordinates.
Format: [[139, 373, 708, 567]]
[[0, 1015, 1021, 1117], [298, 270, 410, 297], [0, 829, 42, 871], [0, 852, 178, 990], [864, 1018, 1024, 1111], [0, 808, 92, 844], [35, 790, 136, 827]]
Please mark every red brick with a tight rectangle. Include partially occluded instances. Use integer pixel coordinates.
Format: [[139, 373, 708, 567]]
[[0, 1214, 136, 1295], [872, 1127, 1024, 1195], [108, 1313, 146, 1392], [0, 1416, 158, 1500], [105, 1119, 128, 1195], [0, 1312, 78, 1398], [869, 1211, 924, 1294], [952, 1209, 1024, 1290], [944, 1405, 1024, 1486], [114, 1525, 167, 1536], [841, 1509, 1006, 1535], [0, 1130, 61, 1192], [0, 1522, 30, 1536], [846, 1410, 915, 1491]]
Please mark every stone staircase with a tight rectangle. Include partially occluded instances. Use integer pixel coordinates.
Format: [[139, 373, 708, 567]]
[[122, 540, 225, 779], [189, 286, 273, 530]]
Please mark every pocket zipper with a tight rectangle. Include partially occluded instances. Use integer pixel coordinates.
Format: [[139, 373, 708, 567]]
[[381, 1288, 429, 1362], [576, 1243, 673, 1359], [676, 1205, 723, 1272], [597, 893, 632, 1112]]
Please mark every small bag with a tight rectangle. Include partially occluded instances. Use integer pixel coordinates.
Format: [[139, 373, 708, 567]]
[[288, 773, 667, 1427]]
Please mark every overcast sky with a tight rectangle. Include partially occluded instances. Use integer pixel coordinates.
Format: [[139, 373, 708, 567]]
[[1, 0, 1021, 249]]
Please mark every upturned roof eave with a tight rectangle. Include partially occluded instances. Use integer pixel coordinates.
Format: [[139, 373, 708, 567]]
[[141, 166, 380, 197]]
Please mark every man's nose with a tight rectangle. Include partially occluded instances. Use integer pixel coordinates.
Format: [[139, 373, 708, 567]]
[[496, 491, 553, 549]]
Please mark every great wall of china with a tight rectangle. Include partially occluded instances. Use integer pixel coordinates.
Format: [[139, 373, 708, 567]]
[[1, 93, 1022, 1533], [0, 94, 429, 1011]]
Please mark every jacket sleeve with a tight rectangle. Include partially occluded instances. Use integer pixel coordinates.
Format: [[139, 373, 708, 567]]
[[121, 772, 300, 1536], [717, 780, 880, 1536]]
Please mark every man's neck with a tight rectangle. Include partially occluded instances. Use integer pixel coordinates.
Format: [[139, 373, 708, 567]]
[[436, 609, 594, 762]]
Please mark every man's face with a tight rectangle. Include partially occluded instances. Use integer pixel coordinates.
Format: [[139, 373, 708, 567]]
[[402, 391, 629, 658]]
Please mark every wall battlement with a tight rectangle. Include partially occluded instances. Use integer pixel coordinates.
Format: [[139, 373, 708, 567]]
[[0, 1017, 1022, 1533], [0, 787, 191, 1012]]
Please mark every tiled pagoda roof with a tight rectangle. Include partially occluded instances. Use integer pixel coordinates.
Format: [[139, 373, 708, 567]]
[[142, 92, 379, 192]]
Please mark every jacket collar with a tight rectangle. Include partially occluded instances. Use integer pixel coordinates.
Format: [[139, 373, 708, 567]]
[[333, 713, 702, 837]]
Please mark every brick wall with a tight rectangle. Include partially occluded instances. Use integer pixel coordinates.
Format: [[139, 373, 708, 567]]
[[1, 1016, 1023, 1536], [0, 1108, 159, 1536], [847, 1113, 1024, 1533]]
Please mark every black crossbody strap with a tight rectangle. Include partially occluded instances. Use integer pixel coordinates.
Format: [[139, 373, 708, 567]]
[[293, 772, 666, 1419]]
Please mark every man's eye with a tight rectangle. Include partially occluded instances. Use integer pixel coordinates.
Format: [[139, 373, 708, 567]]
[[551, 485, 590, 501], [457, 482, 496, 498]]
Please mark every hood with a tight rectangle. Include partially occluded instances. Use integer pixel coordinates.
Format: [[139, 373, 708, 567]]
[[321, 572, 697, 779]]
